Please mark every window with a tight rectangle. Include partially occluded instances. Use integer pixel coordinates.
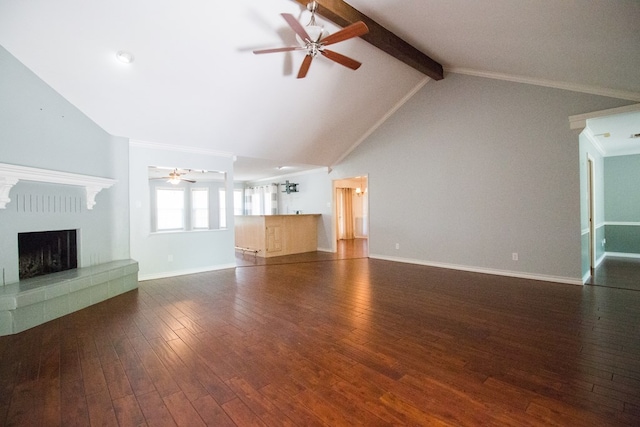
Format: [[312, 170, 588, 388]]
[[148, 167, 227, 232], [156, 188, 185, 230], [250, 192, 262, 215], [218, 189, 226, 228], [233, 189, 243, 216], [191, 188, 209, 229]]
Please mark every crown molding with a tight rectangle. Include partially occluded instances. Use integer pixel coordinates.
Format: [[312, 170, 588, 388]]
[[446, 67, 640, 102], [569, 103, 640, 131], [332, 76, 431, 167]]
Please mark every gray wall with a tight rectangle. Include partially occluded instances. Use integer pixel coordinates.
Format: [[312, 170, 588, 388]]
[[331, 73, 631, 283], [0, 46, 129, 285], [604, 154, 640, 255]]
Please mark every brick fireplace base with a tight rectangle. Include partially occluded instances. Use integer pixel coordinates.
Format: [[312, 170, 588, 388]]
[[0, 259, 138, 335]]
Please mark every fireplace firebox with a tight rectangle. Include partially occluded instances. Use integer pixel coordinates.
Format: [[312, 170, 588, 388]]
[[18, 229, 78, 280]]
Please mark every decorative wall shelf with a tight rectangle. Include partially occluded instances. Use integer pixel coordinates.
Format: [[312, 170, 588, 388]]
[[0, 163, 116, 210]]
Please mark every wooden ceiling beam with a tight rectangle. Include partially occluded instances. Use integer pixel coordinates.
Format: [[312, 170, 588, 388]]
[[293, 0, 444, 80]]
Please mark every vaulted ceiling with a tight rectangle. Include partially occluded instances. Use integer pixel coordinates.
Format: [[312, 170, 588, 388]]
[[1, 0, 639, 180]]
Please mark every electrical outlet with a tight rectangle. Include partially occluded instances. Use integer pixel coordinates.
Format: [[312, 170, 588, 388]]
[[395, 243, 400, 250], [512, 252, 519, 261], [602, 238, 606, 247]]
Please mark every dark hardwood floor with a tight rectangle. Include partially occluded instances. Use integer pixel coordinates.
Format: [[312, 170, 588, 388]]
[[1, 244, 639, 426], [586, 256, 640, 291]]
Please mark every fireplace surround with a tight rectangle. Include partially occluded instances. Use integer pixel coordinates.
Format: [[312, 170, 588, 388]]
[[0, 162, 137, 336]]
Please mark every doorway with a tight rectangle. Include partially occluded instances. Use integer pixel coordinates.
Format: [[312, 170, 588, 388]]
[[574, 103, 640, 288], [587, 155, 595, 276], [334, 175, 369, 257]]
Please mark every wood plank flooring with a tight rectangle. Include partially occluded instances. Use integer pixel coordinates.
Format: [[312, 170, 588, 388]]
[[1, 254, 639, 426], [586, 256, 640, 291]]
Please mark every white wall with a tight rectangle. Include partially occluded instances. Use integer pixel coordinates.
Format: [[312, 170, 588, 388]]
[[129, 142, 236, 280], [331, 73, 632, 283]]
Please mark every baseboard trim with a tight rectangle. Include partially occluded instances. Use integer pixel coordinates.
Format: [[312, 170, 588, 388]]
[[138, 263, 236, 281], [369, 254, 583, 286], [605, 252, 640, 259]]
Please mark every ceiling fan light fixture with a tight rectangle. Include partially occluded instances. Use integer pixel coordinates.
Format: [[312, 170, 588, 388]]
[[252, 2, 369, 78], [168, 177, 181, 185], [116, 50, 134, 64], [296, 25, 325, 45]]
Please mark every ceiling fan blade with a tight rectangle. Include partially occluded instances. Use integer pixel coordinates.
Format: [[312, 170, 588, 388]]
[[183, 179, 196, 183], [253, 46, 303, 55], [320, 49, 362, 70], [281, 13, 311, 42], [297, 55, 313, 78], [320, 21, 369, 46]]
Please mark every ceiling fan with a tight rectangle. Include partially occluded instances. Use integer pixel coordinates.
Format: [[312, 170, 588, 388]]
[[253, 1, 369, 78], [152, 169, 196, 185]]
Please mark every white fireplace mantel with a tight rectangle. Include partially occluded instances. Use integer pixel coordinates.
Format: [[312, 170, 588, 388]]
[[0, 163, 116, 210]]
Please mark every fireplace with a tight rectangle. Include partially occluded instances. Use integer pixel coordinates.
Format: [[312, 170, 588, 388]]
[[18, 229, 78, 280]]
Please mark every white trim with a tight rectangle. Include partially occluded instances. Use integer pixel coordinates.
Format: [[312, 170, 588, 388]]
[[605, 252, 640, 259], [582, 222, 605, 236], [317, 247, 334, 253], [137, 263, 236, 281], [129, 139, 235, 158], [331, 76, 431, 167], [604, 221, 640, 226], [583, 128, 607, 156], [446, 68, 640, 102], [569, 103, 640, 130], [0, 162, 115, 210], [369, 254, 583, 286]]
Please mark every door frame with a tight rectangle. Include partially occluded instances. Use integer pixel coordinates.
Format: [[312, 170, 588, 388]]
[[587, 154, 596, 276]]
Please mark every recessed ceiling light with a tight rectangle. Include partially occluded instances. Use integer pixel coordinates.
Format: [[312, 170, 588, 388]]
[[116, 50, 134, 64]]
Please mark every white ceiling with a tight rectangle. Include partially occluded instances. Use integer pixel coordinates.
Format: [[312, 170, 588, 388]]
[[1, 0, 639, 180], [587, 111, 640, 157]]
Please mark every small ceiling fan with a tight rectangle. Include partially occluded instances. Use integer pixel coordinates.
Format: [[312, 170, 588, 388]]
[[152, 169, 196, 185], [253, 1, 369, 78]]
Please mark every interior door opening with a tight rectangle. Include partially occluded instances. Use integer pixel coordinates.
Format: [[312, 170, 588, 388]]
[[334, 175, 369, 258]]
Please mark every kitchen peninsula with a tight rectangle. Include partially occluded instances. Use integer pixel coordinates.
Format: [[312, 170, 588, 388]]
[[235, 214, 320, 257]]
